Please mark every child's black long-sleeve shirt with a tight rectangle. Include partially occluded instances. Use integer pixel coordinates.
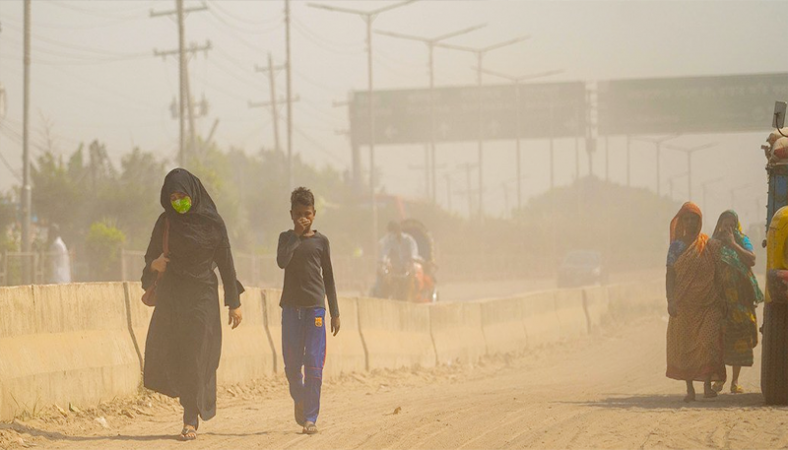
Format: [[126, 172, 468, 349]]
[[277, 230, 339, 318]]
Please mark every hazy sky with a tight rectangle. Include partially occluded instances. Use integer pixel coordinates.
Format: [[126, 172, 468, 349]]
[[0, 0, 785, 228]]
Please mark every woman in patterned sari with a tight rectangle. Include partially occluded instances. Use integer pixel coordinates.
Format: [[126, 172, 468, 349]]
[[710, 210, 763, 394], [666, 202, 726, 402]]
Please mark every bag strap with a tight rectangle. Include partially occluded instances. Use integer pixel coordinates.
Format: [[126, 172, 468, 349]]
[[163, 218, 170, 256]]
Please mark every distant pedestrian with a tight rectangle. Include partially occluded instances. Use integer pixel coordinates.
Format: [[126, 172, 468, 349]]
[[141, 168, 244, 441], [277, 187, 340, 435], [46, 224, 71, 284], [665, 202, 726, 402], [710, 210, 763, 394]]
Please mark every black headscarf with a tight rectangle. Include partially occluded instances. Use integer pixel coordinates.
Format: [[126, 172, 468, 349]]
[[160, 168, 229, 252]]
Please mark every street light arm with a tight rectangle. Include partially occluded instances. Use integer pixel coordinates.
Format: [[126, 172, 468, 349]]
[[479, 67, 516, 82], [374, 29, 427, 42], [478, 67, 563, 82], [434, 41, 478, 53], [370, 0, 418, 15], [432, 24, 486, 42], [306, 3, 368, 15], [376, 23, 486, 44], [482, 35, 531, 52]]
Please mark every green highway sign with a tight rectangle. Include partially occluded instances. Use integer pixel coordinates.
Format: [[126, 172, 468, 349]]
[[350, 82, 587, 145], [598, 73, 788, 135]]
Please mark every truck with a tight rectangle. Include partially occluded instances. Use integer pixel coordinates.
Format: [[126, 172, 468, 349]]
[[760, 128, 788, 404]]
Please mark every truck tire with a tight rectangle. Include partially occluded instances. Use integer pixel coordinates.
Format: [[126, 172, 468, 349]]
[[761, 302, 788, 405]]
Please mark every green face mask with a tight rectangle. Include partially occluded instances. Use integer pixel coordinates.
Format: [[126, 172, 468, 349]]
[[171, 196, 192, 214]]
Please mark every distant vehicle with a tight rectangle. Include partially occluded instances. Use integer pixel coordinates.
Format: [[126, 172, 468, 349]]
[[557, 250, 607, 288], [372, 219, 438, 303]]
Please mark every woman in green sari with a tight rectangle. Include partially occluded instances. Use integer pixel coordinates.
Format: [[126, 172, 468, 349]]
[[711, 210, 763, 394]]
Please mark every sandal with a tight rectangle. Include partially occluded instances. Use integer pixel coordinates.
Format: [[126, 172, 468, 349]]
[[303, 421, 318, 435], [730, 384, 745, 394], [180, 426, 197, 441], [712, 381, 724, 393]]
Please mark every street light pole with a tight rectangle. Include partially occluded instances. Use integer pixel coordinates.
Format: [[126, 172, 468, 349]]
[[375, 24, 485, 203], [663, 142, 716, 202], [22, 0, 32, 264], [308, 0, 416, 260], [632, 135, 680, 196], [436, 35, 530, 219], [479, 68, 562, 211]]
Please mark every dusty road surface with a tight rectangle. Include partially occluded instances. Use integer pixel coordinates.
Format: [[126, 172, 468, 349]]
[[3, 311, 785, 450]]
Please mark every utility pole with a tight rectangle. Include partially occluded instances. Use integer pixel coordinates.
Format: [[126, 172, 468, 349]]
[[409, 154, 446, 200], [309, 0, 416, 260], [21, 0, 31, 264], [436, 35, 530, 219], [151, 0, 209, 167], [284, 0, 294, 189], [663, 142, 715, 202], [457, 162, 478, 218], [480, 68, 562, 210], [248, 92, 300, 152], [375, 24, 485, 202], [252, 53, 286, 153]]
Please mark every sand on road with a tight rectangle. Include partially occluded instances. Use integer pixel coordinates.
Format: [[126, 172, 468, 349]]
[[3, 310, 787, 450]]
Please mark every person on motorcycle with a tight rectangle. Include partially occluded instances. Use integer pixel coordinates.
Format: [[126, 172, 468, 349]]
[[374, 221, 419, 299]]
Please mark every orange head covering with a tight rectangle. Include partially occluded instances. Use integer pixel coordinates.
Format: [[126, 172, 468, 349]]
[[670, 202, 708, 254]]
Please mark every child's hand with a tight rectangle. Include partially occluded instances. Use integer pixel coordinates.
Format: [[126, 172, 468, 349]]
[[331, 317, 341, 336], [294, 218, 310, 236]]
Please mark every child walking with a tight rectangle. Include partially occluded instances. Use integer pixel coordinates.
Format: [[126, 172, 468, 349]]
[[277, 187, 340, 435]]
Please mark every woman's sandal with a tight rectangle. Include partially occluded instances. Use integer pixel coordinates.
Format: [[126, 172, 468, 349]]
[[303, 421, 318, 435], [180, 426, 197, 441], [730, 384, 745, 394]]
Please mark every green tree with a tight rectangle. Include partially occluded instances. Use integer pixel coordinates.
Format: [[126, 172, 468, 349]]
[[85, 220, 126, 281]]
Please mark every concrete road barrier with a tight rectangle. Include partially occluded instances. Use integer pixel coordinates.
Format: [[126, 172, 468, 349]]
[[323, 297, 367, 377], [481, 297, 528, 355], [608, 281, 664, 317], [124, 282, 151, 371], [218, 287, 276, 384], [263, 289, 284, 374], [521, 291, 562, 348], [0, 279, 661, 421], [554, 288, 589, 340], [430, 302, 486, 366], [357, 297, 435, 370], [0, 283, 139, 421]]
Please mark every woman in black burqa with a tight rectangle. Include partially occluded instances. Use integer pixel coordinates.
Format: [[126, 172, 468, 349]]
[[141, 168, 244, 441]]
